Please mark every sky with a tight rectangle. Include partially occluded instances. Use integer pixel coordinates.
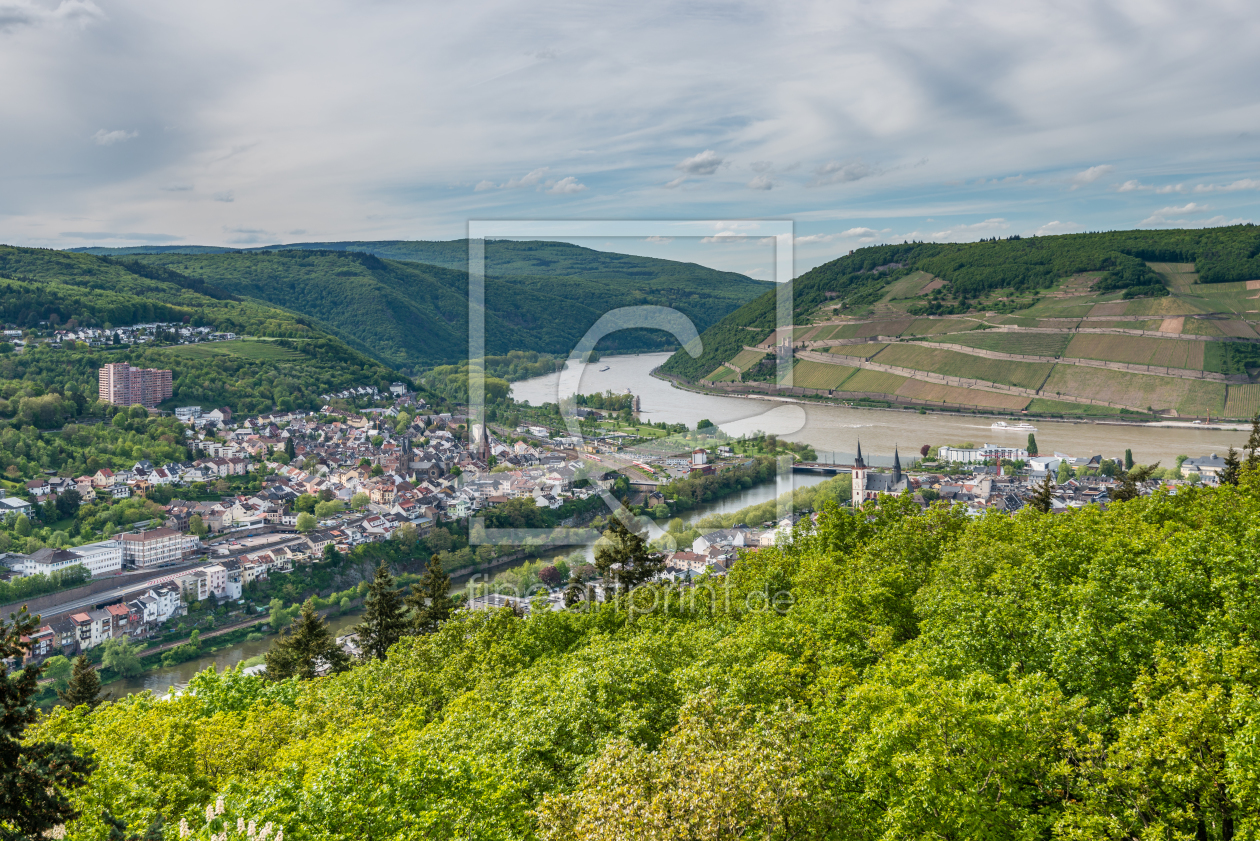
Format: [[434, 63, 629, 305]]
[[1, 0, 1258, 279]]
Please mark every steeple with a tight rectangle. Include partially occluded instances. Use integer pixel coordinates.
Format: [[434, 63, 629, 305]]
[[892, 445, 902, 485], [855, 439, 866, 470]]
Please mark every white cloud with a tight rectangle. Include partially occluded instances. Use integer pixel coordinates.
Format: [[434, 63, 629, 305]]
[[662, 176, 686, 189], [749, 160, 773, 173], [1070, 165, 1114, 188], [1156, 184, 1186, 194], [1116, 180, 1148, 192], [643, 236, 673, 243], [1140, 212, 1249, 227], [797, 227, 890, 244], [746, 174, 774, 190], [501, 167, 549, 188], [812, 160, 875, 186], [547, 176, 586, 194], [1193, 179, 1260, 193], [700, 231, 776, 244], [92, 129, 138, 146], [473, 180, 495, 191], [1029, 221, 1080, 236], [1153, 202, 1210, 216], [675, 150, 723, 175], [0, 0, 104, 32]]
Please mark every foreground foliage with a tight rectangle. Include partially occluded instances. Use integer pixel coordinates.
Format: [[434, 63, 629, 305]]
[[29, 469, 1260, 840]]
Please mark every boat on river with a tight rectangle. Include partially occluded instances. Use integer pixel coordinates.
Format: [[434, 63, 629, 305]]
[[991, 420, 1037, 431]]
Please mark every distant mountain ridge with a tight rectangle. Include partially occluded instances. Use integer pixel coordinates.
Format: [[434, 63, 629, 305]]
[[63, 240, 771, 372]]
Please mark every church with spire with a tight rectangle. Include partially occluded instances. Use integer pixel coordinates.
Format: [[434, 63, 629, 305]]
[[851, 440, 911, 507]]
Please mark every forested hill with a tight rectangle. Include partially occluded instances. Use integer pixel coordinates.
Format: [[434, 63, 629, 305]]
[[659, 226, 1260, 420], [32, 470, 1260, 839], [0, 245, 413, 416], [60, 241, 771, 372]]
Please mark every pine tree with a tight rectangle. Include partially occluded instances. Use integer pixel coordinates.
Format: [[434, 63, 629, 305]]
[[1029, 473, 1055, 513], [594, 516, 664, 598], [564, 574, 584, 608], [357, 561, 408, 660], [265, 599, 350, 680], [1221, 447, 1241, 486], [58, 655, 106, 709], [408, 554, 454, 634], [1111, 463, 1160, 503], [1026, 433, 1038, 456], [2, 608, 95, 837], [1124, 449, 1134, 470], [285, 436, 296, 461]]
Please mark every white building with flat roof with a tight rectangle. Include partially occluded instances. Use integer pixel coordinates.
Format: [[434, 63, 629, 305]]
[[115, 527, 190, 568], [13, 541, 122, 578]]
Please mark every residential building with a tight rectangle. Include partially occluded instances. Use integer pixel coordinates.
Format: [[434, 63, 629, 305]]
[[1182, 453, 1228, 478], [98, 362, 173, 407], [13, 541, 122, 578], [175, 406, 203, 421], [115, 527, 188, 568], [0, 496, 33, 522]]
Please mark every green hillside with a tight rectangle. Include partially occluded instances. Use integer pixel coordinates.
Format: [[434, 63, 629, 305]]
[[28, 476, 1260, 839], [662, 226, 1260, 419], [0, 245, 414, 421], [66, 241, 771, 372]]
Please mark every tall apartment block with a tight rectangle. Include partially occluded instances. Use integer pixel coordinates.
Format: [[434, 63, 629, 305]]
[[98, 362, 173, 407]]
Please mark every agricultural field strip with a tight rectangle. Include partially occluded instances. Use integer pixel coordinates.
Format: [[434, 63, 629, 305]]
[[964, 325, 1255, 344], [794, 349, 1145, 411], [899, 339, 1238, 383]]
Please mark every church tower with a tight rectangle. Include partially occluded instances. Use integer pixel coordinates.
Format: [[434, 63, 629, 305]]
[[852, 440, 867, 508], [892, 446, 902, 486]]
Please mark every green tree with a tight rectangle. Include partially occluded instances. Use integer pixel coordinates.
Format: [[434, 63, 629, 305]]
[[100, 637, 143, 678], [265, 598, 350, 680], [1246, 413, 1260, 472], [1056, 459, 1072, 484], [1027, 433, 1038, 456], [188, 514, 207, 537], [1029, 473, 1055, 513], [295, 512, 316, 532], [294, 493, 318, 513], [14, 514, 31, 537], [594, 516, 664, 597], [1124, 448, 1134, 470], [1222, 447, 1242, 486], [313, 500, 344, 519], [1111, 462, 1160, 502], [408, 554, 454, 634], [58, 655, 106, 709], [357, 561, 408, 661], [351, 492, 370, 510], [0, 608, 95, 837], [41, 654, 72, 689], [563, 573, 584, 608], [285, 436, 296, 461], [268, 598, 293, 631]]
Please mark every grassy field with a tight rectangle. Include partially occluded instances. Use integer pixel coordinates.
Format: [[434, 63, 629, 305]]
[[1041, 365, 1207, 412], [1225, 385, 1260, 419], [728, 348, 767, 371], [1025, 398, 1125, 416], [1175, 381, 1228, 418], [937, 331, 1073, 357], [881, 270, 934, 302], [902, 317, 979, 336], [705, 365, 738, 382], [792, 359, 858, 390], [827, 343, 887, 360], [894, 380, 1031, 411], [1063, 334, 1205, 370], [1183, 319, 1226, 337], [873, 344, 1054, 389], [164, 339, 306, 362], [1149, 262, 1199, 293], [840, 368, 910, 393], [828, 319, 914, 339], [1123, 295, 1208, 317]]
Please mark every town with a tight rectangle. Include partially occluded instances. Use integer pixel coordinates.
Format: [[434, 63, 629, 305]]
[[2, 358, 1241, 674]]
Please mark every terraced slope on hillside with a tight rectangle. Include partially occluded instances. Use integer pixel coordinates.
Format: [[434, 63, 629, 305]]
[[664, 227, 1260, 419]]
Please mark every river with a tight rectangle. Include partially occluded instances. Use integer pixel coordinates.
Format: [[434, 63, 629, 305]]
[[114, 355, 1244, 697], [512, 352, 1253, 465]]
